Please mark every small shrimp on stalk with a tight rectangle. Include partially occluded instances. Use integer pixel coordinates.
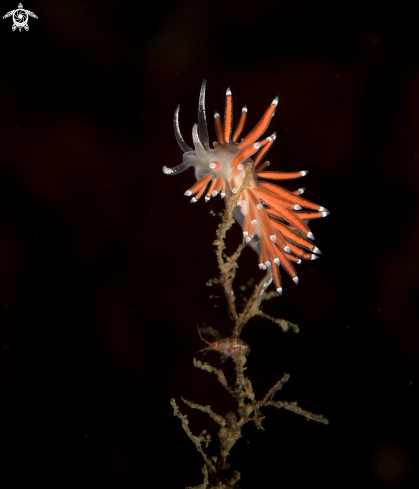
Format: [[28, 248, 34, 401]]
[[196, 326, 250, 362]]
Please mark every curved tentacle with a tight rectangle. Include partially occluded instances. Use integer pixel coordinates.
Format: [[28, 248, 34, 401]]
[[174, 105, 193, 153], [198, 80, 210, 150], [192, 123, 207, 160], [162, 160, 194, 175]]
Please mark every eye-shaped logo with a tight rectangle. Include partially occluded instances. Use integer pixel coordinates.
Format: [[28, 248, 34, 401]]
[[3, 3, 38, 32]]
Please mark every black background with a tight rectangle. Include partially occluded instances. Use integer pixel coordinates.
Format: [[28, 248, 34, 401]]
[[1, 1, 418, 488]]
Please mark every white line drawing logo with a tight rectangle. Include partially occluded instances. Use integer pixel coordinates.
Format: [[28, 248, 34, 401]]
[[3, 3, 38, 31]]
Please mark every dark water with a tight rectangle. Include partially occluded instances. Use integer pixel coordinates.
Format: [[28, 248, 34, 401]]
[[0, 1, 418, 487]]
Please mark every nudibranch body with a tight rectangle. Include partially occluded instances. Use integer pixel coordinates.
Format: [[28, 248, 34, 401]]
[[163, 80, 328, 294]]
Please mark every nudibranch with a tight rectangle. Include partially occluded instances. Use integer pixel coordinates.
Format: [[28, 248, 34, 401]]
[[163, 80, 328, 294]]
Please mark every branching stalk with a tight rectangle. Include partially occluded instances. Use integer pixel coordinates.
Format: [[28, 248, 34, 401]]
[[171, 161, 327, 488]]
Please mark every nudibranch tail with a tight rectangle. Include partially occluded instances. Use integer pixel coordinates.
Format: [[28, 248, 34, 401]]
[[163, 80, 328, 294]]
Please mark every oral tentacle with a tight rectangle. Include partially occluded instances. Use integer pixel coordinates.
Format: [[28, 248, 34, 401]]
[[198, 79, 210, 150], [173, 105, 193, 153]]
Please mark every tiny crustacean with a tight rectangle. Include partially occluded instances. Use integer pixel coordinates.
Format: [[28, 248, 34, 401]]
[[197, 326, 250, 362]]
